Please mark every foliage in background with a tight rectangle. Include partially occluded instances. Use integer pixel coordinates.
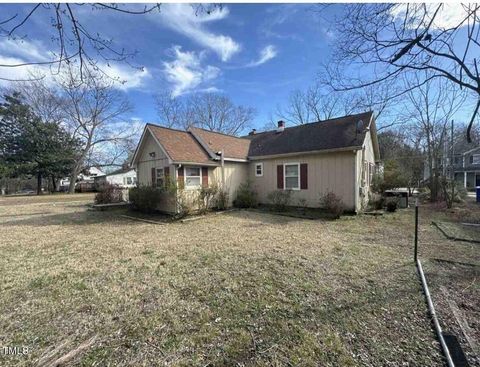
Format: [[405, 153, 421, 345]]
[[95, 184, 123, 204], [0, 92, 79, 194], [267, 190, 292, 211], [320, 191, 345, 219], [372, 160, 408, 194], [233, 181, 258, 208]]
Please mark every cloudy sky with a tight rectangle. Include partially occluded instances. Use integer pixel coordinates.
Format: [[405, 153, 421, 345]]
[[0, 3, 339, 130], [0, 3, 472, 133]]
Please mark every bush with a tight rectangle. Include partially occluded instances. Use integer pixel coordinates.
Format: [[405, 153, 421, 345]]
[[95, 183, 123, 204], [215, 189, 229, 210], [198, 184, 219, 214], [129, 186, 164, 213], [320, 191, 345, 219], [369, 192, 384, 210], [386, 200, 397, 212], [267, 190, 292, 211], [233, 181, 257, 208]]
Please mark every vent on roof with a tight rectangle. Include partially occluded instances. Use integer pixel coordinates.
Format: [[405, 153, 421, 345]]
[[249, 129, 257, 136], [277, 120, 285, 133]]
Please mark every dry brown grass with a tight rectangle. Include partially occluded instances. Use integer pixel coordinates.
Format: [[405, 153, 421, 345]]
[[2, 195, 476, 366]]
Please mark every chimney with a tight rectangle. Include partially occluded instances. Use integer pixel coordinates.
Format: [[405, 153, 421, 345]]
[[249, 129, 257, 136], [277, 120, 285, 133]]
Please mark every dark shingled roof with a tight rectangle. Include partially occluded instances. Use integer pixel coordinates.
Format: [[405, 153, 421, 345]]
[[245, 111, 374, 157]]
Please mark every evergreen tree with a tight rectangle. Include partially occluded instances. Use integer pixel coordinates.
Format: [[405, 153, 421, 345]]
[[0, 93, 79, 194]]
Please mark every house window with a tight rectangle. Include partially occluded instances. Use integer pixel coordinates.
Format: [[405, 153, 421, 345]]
[[284, 163, 300, 190], [369, 163, 375, 185], [255, 163, 263, 177], [124, 177, 133, 185], [185, 167, 201, 189], [156, 168, 164, 187], [472, 154, 480, 165]]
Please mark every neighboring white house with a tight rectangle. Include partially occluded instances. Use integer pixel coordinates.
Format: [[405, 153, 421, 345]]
[[94, 167, 137, 188], [59, 167, 106, 191]]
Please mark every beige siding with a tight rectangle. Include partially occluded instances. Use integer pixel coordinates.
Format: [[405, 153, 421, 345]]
[[249, 152, 357, 210], [211, 162, 249, 206], [134, 130, 176, 213]]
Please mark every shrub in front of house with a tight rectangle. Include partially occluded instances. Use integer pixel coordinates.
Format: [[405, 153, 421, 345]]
[[319, 191, 345, 219], [198, 184, 219, 214], [129, 186, 164, 213], [386, 200, 397, 212], [215, 189, 229, 211], [233, 181, 258, 208], [267, 190, 292, 211], [95, 183, 123, 204]]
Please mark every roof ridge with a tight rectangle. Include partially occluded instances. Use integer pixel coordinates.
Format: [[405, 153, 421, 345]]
[[253, 111, 373, 135], [146, 122, 190, 134], [190, 126, 250, 140]]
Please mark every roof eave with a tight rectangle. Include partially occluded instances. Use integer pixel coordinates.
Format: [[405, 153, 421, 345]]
[[248, 146, 362, 160]]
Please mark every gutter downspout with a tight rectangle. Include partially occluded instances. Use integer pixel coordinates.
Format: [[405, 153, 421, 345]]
[[220, 150, 225, 189]]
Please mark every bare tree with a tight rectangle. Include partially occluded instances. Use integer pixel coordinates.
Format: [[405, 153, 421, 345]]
[[402, 73, 466, 201], [154, 92, 255, 135], [323, 3, 480, 141], [55, 67, 133, 193], [274, 82, 402, 129]]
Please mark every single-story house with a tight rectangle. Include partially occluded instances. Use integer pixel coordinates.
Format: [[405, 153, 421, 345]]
[[131, 111, 380, 214], [94, 167, 137, 188]]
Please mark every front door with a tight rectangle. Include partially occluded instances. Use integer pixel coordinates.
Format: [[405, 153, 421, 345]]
[[476, 173, 480, 187]]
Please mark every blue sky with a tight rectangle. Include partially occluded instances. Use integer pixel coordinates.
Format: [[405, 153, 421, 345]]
[[0, 3, 338, 131]]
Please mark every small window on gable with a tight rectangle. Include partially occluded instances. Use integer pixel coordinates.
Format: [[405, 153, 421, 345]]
[[284, 163, 300, 190], [255, 163, 263, 177], [156, 168, 164, 187], [185, 167, 201, 189], [473, 154, 480, 165]]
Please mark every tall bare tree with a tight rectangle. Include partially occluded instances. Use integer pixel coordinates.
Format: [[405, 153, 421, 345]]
[[402, 73, 465, 201], [57, 68, 133, 193], [154, 92, 255, 135], [323, 3, 480, 141]]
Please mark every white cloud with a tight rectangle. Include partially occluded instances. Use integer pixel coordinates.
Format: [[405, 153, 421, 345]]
[[154, 4, 240, 62], [163, 46, 220, 97], [99, 63, 150, 91], [0, 38, 150, 91], [246, 45, 278, 67], [0, 39, 50, 63], [390, 4, 470, 30]]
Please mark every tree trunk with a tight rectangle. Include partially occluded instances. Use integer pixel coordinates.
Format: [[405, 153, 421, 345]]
[[51, 175, 57, 192], [37, 172, 42, 195], [68, 168, 78, 194]]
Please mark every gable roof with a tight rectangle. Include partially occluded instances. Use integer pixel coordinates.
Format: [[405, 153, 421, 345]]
[[147, 124, 212, 164], [245, 111, 376, 158], [189, 127, 250, 160]]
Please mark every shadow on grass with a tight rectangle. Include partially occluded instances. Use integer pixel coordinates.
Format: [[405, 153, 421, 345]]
[[0, 209, 131, 227]]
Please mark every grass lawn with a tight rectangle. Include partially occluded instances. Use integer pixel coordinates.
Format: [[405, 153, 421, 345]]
[[0, 194, 477, 366]]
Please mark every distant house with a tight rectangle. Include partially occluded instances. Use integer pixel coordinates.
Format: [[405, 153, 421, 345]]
[[131, 111, 380, 214], [59, 167, 106, 192], [94, 167, 137, 188], [454, 147, 480, 189]]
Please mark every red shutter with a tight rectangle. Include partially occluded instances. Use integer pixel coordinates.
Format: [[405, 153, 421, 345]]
[[164, 166, 170, 188], [177, 166, 184, 189], [151, 167, 156, 187], [300, 163, 308, 190], [202, 167, 208, 187], [277, 165, 283, 189]]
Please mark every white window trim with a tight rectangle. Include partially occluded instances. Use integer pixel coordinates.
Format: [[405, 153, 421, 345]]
[[255, 162, 263, 177], [184, 166, 202, 190], [472, 154, 480, 165], [284, 162, 300, 191], [156, 168, 164, 187]]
